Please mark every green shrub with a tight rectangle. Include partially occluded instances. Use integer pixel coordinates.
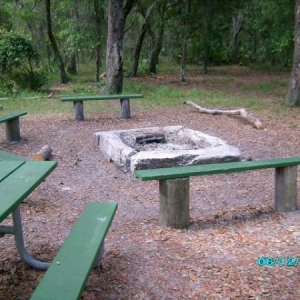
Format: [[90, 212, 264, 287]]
[[0, 29, 48, 93]]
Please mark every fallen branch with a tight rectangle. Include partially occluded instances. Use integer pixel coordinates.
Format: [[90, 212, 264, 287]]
[[185, 101, 263, 130], [33, 145, 52, 161]]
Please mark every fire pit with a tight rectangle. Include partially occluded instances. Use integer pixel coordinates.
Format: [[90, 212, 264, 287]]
[[94, 126, 240, 173]]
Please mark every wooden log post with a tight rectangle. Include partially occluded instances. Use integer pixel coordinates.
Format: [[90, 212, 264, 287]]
[[275, 166, 298, 212], [159, 178, 190, 228], [6, 118, 21, 142], [74, 101, 84, 121], [120, 98, 130, 119]]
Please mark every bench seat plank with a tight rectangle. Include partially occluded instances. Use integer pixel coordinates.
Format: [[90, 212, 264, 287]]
[[61, 94, 143, 101], [30, 202, 118, 300], [0, 161, 25, 182], [135, 157, 300, 181], [0, 161, 57, 222], [0, 111, 27, 123], [61, 94, 143, 120]]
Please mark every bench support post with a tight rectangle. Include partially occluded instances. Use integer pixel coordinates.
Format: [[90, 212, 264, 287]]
[[6, 118, 21, 142], [74, 101, 84, 121], [275, 166, 298, 212], [120, 98, 130, 119], [159, 178, 190, 229]]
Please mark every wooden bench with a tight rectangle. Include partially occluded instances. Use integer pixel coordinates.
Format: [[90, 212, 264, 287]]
[[135, 157, 300, 229], [0, 111, 27, 142], [61, 94, 143, 120], [30, 202, 118, 300]]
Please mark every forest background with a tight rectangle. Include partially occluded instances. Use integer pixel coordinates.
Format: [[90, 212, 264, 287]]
[[0, 0, 299, 107], [2, 2, 300, 298]]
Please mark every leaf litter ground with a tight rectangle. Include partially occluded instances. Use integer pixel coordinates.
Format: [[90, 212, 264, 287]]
[[1, 68, 300, 299]]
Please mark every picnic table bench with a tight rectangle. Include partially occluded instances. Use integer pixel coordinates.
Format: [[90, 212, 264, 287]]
[[61, 94, 143, 120], [30, 202, 118, 300], [0, 111, 27, 142], [135, 157, 300, 228]]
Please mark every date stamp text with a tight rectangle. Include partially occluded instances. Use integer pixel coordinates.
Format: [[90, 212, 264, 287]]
[[257, 257, 300, 267]]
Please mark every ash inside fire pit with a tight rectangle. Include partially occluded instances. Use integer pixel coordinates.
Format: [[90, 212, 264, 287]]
[[94, 126, 240, 173], [119, 128, 209, 152], [136, 133, 166, 145]]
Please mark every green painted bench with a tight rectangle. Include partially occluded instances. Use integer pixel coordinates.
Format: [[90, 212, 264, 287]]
[[0, 111, 27, 142], [61, 94, 143, 120], [30, 202, 118, 300], [135, 157, 300, 229], [0, 150, 27, 161]]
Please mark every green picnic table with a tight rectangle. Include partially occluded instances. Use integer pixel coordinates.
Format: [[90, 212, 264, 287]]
[[0, 156, 118, 299], [0, 160, 57, 269]]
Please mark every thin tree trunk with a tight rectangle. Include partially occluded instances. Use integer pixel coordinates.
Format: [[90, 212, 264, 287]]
[[105, 0, 124, 94], [95, 46, 102, 83], [67, 54, 77, 75], [45, 0, 67, 84], [285, 0, 300, 106], [130, 2, 156, 77], [148, 1, 166, 74], [180, 0, 191, 82], [124, 0, 136, 21], [131, 23, 147, 77], [149, 17, 164, 74], [94, 0, 104, 82], [203, 40, 209, 75], [181, 37, 187, 82], [67, 0, 79, 75], [232, 12, 243, 63]]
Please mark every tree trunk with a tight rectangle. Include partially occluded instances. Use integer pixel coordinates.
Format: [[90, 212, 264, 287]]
[[203, 39, 209, 75], [124, 0, 136, 21], [285, 0, 300, 106], [95, 46, 101, 83], [45, 0, 68, 84], [94, 0, 104, 83], [67, 0, 79, 75], [149, 18, 164, 74], [180, 0, 191, 82], [105, 0, 124, 94], [232, 12, 243, 63], [181, 37, 187, 82], [130, 2, 156, 77], [67, 54, 77, 75], [131, 23, 147, 77]]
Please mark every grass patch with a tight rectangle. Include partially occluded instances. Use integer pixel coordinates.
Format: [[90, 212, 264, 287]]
[[0, 64, 292, 117]]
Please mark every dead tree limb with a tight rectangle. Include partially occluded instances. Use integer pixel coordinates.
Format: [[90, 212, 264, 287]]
[[185, 101, 263, 130]]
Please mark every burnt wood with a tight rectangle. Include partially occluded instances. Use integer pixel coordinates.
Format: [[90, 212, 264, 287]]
[[136, 133, 166, 144]]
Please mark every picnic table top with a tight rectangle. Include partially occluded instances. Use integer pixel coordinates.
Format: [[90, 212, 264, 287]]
[[0, 160, 57, 222]]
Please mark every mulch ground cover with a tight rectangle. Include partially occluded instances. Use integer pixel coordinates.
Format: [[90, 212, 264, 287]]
[[1, 68, 300, 299]]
